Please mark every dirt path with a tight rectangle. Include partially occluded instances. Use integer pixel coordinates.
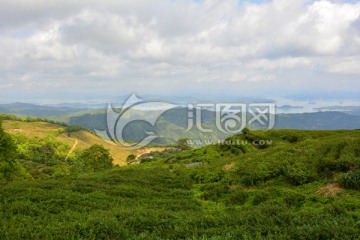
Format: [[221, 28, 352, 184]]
[[65, 139, 78, 160], [316, 184, 345, 197]]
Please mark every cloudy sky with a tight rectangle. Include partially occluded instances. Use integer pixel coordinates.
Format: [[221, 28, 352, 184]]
[[0, 0, 360, 103]]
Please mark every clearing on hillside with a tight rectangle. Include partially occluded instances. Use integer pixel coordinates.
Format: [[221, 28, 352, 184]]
[[2, 120, 133, 165]]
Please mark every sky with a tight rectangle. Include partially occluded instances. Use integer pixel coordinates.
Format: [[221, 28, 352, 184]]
[[0, 0, 360, 103]]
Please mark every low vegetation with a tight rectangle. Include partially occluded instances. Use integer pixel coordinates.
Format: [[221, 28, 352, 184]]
[[337, 170, 360, 190], [1, 118, 133, 166], [1, 116, 360, 239]]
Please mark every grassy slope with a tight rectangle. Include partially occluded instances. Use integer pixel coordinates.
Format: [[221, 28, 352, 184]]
[[1, 129, 360, 239], [2, 120, 133, 166]]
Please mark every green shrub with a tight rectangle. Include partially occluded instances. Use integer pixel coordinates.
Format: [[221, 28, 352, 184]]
[[226, 190, 248, 205], [354, 142, 360, 157], [252, 191, 270, 205], [337, 170, 360, 190], [317, 159, 352, 175], [14, 134, 69, 167], [283, 162, 316, 185], [201, 182, 229, 201], [217, 134, 247, 154], [243, 132, 272, 149], [78, 144, 113, 172], [281, 134, 301, 143], [283, 193, 305, 207], [126, 154, 136, 164], [240, 175, 261, 186], [242, 127, 250, 135], [0, 120, 19, 180]]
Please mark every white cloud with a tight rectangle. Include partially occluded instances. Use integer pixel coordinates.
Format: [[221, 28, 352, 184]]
[[245, 57, 312, 70], [228, 73, 276, 82], [286, 0, 360, 55], [0, 83, 13, 89], [0, 0, 360, 101], [327, 57, 360, 74], [249, 74, 276, 82]]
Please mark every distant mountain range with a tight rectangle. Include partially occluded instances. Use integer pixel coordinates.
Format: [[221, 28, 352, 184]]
[[0, 103, 359, 145], [275, 112, 360, 130], [0, 102, 85, 118], [314, 106, 360, 116]]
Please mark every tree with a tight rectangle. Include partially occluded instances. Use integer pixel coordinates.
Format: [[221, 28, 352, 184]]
[[78, 144, 113, 172], [242, 127, 250, 135], [0, 120, 18, 180], [16, 136, 68, 166], [177, 138, 191, 150], [126, 154, 137, 164], [66, 126, 82, 137]]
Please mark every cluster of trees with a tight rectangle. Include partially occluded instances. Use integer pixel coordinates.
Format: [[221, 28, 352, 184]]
[[0, 120, 18, 180], [0, 120, 114, 181], [0, 114, 67, 126], [76, 144, 113, 172]]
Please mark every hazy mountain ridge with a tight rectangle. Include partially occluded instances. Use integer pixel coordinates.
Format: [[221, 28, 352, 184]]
[[1, 103, 360, 146], [0, 102, 86, 118]]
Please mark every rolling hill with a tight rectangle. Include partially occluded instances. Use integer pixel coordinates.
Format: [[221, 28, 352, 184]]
[[1, 103, 360, 148], [1, 127, 360, 239], [67, 108, 360, 145], [2, 120, 133, 166]]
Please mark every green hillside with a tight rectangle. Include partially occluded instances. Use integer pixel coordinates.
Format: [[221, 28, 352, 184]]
[[1, 121, 360, 239], [1, 119, 133, 166]]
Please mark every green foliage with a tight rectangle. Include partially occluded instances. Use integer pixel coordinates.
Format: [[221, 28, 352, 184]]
[[52, 128, 65, 137], [240, 174, 261, 186], [0, 120, 18, 180], [65, 125, 84, 137], [2, 165, 360, 239], [0, 114, 19, 121], [337, 170, 360, 190], [12, 134, 70, 179], [68, 109, 230, 146], [200, 181, 229, 201], [15, 136, 68, 165], [252, 191, 270, 205], [126, 154, 136, 164], [78, 144, 113, 172], [243, 131, 273, 149], [1, 126, 360, 238], [139, 148, 182, 164], [177, 137, 191, 150], [242, 127, 250, 135], [0, 114, 89, 135], [217, 136, 247, 154], [283, 192, 306, 207], [283, 161, 317, 185], [0, 113, 67, 126], [280, 133, 302, 143], [225, 189, 248, 205]]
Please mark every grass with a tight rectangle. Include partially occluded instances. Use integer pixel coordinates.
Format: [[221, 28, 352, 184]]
[[1, 124, 360, 239], [1, 166, 360, 239], [337, 170, 360, 190]]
